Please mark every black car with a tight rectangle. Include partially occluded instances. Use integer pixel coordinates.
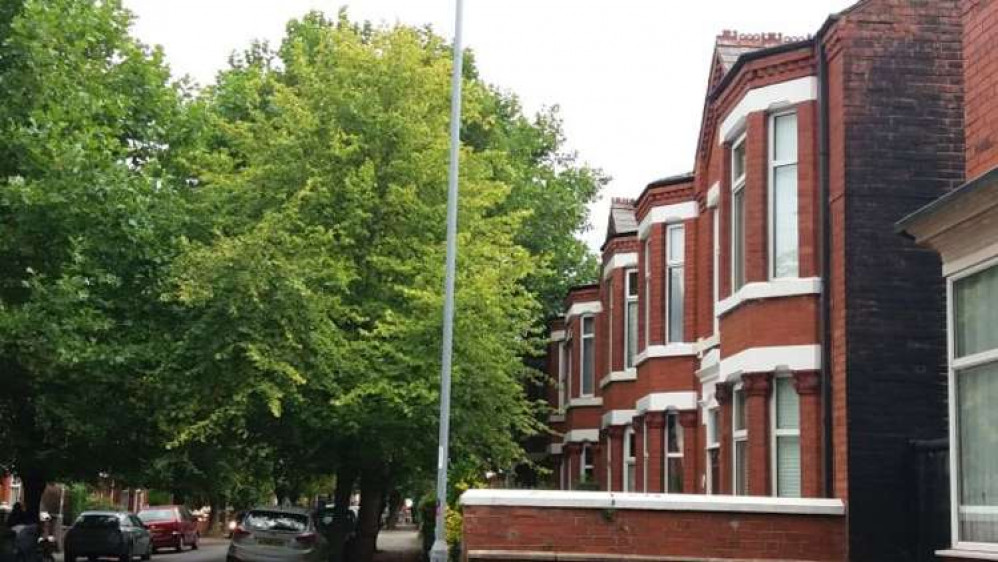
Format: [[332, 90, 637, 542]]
[[64, 512, 152, 562]]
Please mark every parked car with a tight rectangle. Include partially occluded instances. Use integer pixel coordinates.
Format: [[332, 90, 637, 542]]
[[227, 508, 329, 562], [64, 511, 152, 562], [137, 505, 200, 552]]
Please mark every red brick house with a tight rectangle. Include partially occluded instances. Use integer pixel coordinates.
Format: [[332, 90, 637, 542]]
[[462, 0, 982, 560]]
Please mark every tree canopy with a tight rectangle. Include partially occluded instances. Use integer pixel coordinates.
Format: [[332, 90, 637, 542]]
[[0, 3, 603, 558]]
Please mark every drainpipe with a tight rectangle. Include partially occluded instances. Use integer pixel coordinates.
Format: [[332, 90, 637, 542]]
[[816, 33, 834, 499]]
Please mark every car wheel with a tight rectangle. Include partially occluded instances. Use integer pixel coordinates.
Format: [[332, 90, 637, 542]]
[[190, 534, 199, 551], [176, 535, 184, 553], [121, 543, 133, 562]]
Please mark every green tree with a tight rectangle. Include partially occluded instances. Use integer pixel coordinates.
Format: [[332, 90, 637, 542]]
[[0, 0, 196, 515], [167, 11, 602, 561]]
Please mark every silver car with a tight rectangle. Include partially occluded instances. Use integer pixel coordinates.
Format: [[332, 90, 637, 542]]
[[227, 508, 329, 562]]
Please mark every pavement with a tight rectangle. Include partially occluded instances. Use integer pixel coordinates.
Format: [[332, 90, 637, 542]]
[[373, 527, 422, 562]]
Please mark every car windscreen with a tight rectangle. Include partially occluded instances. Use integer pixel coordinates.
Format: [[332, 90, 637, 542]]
[[137, 509, 175, 523], [243, 511, 308, 533], [75, 515, 120, 529]]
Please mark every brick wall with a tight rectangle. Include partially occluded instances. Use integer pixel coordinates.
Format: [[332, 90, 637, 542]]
[[462, 500, 847, 562], [964, 0, 998, 178], [833, 0, 965, 559]]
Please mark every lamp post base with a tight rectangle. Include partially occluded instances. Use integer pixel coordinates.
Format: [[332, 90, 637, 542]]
[[429, 538, 449, 562]]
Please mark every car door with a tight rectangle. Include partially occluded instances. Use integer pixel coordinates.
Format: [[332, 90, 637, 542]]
[[180, 507, 195, 542], [129, 515, 151, 554]]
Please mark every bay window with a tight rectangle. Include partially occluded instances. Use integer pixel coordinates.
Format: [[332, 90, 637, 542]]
[[667, 224, 685, 342], [581, 444, 595, 485], [772, 375, 801, 497], [624, 427, 636, 492], [625, 269, 639, 368], [952, 261, 998, 545], [731, 136, 747, 291], [769, 111, 799, 279], [557, 342, 566, 413], [580, 315, 595, 397], [712, 209, 720, 335], [733, 386, 748, 495], [644, 239, 651, 348], [607, 278, 613, 372], [707, 408, 721, 495], [665, 412, 684, 493]]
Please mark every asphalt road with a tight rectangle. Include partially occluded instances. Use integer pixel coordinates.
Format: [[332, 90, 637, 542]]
[[55, 538, 230, 562]]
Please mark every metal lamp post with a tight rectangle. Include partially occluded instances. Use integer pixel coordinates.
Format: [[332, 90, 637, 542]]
[[430, 0, 465, 561]]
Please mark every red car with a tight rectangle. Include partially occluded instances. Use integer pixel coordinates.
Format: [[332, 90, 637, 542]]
[[137, 505, 200, 552]]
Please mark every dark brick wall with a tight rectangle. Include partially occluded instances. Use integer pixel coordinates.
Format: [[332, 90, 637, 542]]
[[836, 1, 965, 560]]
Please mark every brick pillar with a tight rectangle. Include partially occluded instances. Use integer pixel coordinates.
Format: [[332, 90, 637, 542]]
[[564, 443, 580, 490], [1, 472, 11, 505], [716, 383, 733, 494], [633, 414, 646, 492], [608, 426, 625, 492], [744, 372, 773, 496], [679, 410, 699, 494], [644, 412, 666, 493], [794, 370, 823, 498]]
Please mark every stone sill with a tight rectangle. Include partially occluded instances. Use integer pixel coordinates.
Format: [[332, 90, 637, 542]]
[[460, 489, 845, 516], [938, 549, 998, 561]]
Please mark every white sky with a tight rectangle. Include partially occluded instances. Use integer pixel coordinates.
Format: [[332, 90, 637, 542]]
[[123, 0, 855, 251]]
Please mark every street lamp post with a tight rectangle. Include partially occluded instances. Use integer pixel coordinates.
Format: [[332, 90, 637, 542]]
[[430, 0, 465, 561]]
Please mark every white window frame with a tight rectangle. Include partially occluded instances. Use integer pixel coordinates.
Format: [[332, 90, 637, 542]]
[[665, 411, 684, 493], [731, 134, 748, 292], [625, 269, 639, 369], [771, 373, 801, 498], [607, 278, 614, 373], [642, 418, 649, 492], [606, 434, 613, 491], [767, 110, 800, 279], [644, 239, 652, 348], [565, 329, 573, 400], [666, 224, 685, 343], [712, 209, 720, 336], [732, 384, 748, 496], [624, 426, 636, 492], [706, 407, 721, 495], [580, 315, 595, 398], [557, 342, 567, 413], [948, 255, 998, 552]]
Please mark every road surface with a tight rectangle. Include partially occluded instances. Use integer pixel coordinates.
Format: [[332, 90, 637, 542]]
[[56, 538, 230, 562]]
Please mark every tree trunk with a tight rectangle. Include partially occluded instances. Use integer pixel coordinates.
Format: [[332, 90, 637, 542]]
[[386, 488, 401, 530], [353, 469, 387, 562], [20, 468, 48, 523], [328, 468, 356, 562]]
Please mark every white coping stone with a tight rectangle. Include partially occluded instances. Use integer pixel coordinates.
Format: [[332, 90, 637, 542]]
[[549, 330, 565, 343], [706, 182, 720, 209], [603, 252, 638, 280], [637, 202, 699, 240], [547, 443, 563, 456], [565, 300, 602, 321], [716, 277, 822, 317], [719, 76, 818, 145], [634, 343, 696, 366], [600, 369, 637, 389], [548, 413, 565, 423], [719, 345, 821, 383], [601, 409, 637, 429], [635, 391, 697, 414], [563, 428, 600, 443], [460, 489, 846, 516]]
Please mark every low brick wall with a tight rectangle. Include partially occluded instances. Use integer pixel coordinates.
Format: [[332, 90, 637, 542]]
[[461, 490, 846, 562]]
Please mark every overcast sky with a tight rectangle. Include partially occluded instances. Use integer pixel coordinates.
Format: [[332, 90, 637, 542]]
[[123, 0, 855, 251]]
